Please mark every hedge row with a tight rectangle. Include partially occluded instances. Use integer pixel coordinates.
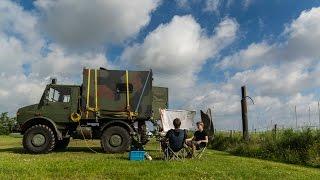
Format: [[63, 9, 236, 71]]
[[209, 129, 320, 167]]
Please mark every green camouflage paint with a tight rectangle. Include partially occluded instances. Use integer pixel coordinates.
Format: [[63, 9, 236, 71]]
[[152, 86, 169, 121], [82, 68, 153, 120]]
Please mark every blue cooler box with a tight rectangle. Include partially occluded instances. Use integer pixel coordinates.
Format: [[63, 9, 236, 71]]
[[129, 151, 145, 161]]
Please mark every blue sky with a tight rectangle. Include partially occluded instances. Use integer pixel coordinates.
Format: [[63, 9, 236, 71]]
[[2, 0, 320, 130], [18, 0, 320, 84]]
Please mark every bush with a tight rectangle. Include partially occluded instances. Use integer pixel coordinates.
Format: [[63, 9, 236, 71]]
[[0, 112, 16, 135], [307, 142, 320, 167], [275, 129, 314, 164], [210, 129, 320, 167], [210, 132, 242, 151], [233, 142, 263, 158]]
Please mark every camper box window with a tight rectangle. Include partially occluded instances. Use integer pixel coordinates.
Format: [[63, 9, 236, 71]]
[[116, 83, 133, 93]]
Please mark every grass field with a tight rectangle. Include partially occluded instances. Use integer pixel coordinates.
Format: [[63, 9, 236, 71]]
[[0, 135, 320, 179]]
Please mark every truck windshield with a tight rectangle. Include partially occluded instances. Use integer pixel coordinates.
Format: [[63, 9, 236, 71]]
[[46, 87, 71, 103]]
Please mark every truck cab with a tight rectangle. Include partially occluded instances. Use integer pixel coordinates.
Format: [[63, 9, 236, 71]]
[[39, 84, 80, 123], [16, 81, 82, 153], [17, 83, 80, 126]]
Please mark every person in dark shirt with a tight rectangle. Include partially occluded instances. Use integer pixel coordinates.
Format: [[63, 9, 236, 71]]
[[161, 118, 187, 152], [186, 121, 208, 156]]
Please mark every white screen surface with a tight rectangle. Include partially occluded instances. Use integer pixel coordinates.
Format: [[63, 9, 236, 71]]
[[160, 109, 196, 132]]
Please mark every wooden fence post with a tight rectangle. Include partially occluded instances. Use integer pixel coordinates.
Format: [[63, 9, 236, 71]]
[[241, 86, 249, 141]]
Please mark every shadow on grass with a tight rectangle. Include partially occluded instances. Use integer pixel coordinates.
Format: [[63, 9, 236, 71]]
[[0, 146, 104, 154], [116, 155, 165, 161], [0, 147, 26, 154], [0, 147, 190, 161], [56, 147, 104, 153]]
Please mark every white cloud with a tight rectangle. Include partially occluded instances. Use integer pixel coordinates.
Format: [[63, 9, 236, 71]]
[[202, 0, 236, 14], [216, 7, 320, 99], [2, 0, 320, 131], [285, 93, 320, 127], [121, 15, 238, 100], [0, 0, 41, 45], [203, 0, 221, 14], [218, 42, 273, 69], [0, 1, 45, 114], [175, 0, 190, 9], [220, 7, 320, 69], [35, 0, 161, 49], [228, 63, 313, 96], [0, 0, 43, 75], [243, 0, 253, 9], [193, 7, 320, 130], [31, 44, 108, 79], [0, 36, 27, 75], [0, 73, 45, 115], [287, 93, 315, 108], [283, 7, 320, 60], [0, 0, 110, 114], [186, 85, 241, 115]]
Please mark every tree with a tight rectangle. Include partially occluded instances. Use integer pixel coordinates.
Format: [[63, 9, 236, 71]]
[[0, 112, 17, 135]]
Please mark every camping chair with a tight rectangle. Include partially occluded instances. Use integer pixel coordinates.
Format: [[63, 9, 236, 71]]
[[184, 141, 207, 159], [193, 144, 207, 159], [161, 129, 188, 161], [163, 142, 188, 161]]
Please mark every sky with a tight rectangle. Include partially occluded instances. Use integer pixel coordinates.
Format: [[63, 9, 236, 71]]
[[1, 0, 320, 131]]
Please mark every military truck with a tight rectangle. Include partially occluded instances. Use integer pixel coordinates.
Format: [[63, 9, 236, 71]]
[[16, 68, 168, 154]]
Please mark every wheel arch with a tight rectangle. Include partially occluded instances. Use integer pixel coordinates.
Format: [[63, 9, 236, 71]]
[[21, 117, 63, 140], [100, 120, 135, 135]]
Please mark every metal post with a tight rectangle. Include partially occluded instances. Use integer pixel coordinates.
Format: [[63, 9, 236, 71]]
[[295, 106, 298, 130], [241, 86, 249, 141], [273, 124, 277, 139], [318, 102, 320, 129], [309, 106, 311, 127]]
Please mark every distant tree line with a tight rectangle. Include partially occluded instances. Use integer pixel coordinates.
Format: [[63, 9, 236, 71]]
[[0, 112, 17, 135]]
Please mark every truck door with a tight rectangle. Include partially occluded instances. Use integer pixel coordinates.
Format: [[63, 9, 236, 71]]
[[41, 86, 72, 123]]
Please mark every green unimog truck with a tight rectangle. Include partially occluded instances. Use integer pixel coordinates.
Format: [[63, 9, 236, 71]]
[[15, 68, 168, 154]]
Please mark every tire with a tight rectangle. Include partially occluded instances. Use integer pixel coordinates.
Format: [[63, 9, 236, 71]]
[[55, 138, 70, 150], [22, 124, 56, 154], [101, 126, 131, 153]]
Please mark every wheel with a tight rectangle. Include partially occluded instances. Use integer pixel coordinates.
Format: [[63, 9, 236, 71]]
[[22, 124, 56, 154], [101, 126, 131, 153], [54, 138, 70, 150]]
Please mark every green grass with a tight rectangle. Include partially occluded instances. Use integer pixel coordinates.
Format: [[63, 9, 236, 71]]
[[0, 135, 319, 179]]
